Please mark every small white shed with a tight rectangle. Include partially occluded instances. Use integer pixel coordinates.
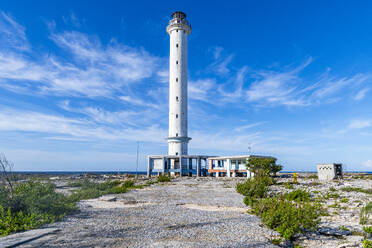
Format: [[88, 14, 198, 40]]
[[317, 163, 343, 181]]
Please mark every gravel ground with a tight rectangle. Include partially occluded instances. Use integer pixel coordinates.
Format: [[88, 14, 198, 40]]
[[19, 177, 279, 248]]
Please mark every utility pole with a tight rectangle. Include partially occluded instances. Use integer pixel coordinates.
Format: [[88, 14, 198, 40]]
[[136, 141, 139, 180]]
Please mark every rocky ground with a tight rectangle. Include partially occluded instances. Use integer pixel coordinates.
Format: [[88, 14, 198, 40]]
[[274, 174, 371, 248], [3, 174, 371, 248], [17, 177, 279, 248]]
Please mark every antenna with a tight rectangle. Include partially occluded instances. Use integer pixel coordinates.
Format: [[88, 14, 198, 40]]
[[248, 143, 252, 155], [136, 141, 139, 180]]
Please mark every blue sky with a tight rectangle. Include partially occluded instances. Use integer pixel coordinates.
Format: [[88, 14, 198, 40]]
[[0, 0, 371, 171]]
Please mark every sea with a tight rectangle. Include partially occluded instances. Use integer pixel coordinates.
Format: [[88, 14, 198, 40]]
[[11, 170, 372, 175]]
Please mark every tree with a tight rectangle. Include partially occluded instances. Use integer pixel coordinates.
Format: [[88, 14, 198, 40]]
[[246, 156, 282, 177], [0, 154, 14, 197]]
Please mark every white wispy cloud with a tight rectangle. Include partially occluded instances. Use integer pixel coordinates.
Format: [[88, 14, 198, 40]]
[[348, 120, 372, 129], [62, 12, 82, 28], [0, 14, 163, 98], [234, 122, 267, 132], [189, 78, 216, 102], [354, 88, 369, 101], [364, 160, 372, 168], [0, 11, 29, 51], [0, 107, 167, 142], [207, 47, 234, 76]]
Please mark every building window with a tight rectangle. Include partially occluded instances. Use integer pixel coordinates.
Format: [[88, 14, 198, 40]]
[[176, 30, 178, 32], [176, 152, 178, 155], [176, 133, 178, 137], [176, 60, 178, 64], [176, 77, 178, 82], [176, 114, 178, 118], [176, 96, 179, 101], [176, 44, 178, 48]]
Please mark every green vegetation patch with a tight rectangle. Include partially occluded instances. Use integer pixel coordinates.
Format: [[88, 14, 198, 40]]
[[363, 226, 372, 234], [236, 175, 322, 240], [0, 178, 148, 236], [360, 202, 372, 225], [0, 181, 77, 236], [236, 175, 274, 206], [68, 179, 140, 202], [284, 189, 310, 203], [252, 196, 321, 240], [363, 239, 372, 248], [341, 187, 372, 195], [156, 174, 171, 183]]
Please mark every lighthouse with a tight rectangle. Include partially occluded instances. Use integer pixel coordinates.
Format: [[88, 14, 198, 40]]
[[147, 11, 274, 178], [166, 11, 191, 156]]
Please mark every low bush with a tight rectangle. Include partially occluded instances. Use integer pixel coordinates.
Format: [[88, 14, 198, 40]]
[[252, 196, 321, 240], [324, 192, 340, 199], [284, 182, 294, 189], [0, 178, 145, 236], [329, 187, 336, 192], [363, 239, 372, 248], [0, 181, 77, 236], [69, 179, 138, 201], [0, 206, 42, 236], [341, 187, 372, 195], [339, 225, 350, 231], [236, 175, 273, 199], [361, 202, 372, 225], [236, 176, 322, 240], [284, 189, 310, 203], [363, 226, 372, 234], [157, 174, 171, 182]]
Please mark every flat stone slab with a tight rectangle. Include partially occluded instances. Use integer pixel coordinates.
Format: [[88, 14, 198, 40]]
[[0, 228, 59, 247]]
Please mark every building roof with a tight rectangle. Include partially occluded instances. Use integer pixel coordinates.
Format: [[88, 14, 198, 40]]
[[210, 155, 276, 160]]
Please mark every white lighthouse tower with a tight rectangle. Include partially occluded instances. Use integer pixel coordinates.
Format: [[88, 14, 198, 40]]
[[166, 11, 191, 156]]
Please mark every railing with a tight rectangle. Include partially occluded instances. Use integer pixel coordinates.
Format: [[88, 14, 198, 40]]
[[168, 18, 190, 27]]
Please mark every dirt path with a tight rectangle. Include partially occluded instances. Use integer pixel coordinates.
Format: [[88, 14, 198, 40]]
[[18, 178, 278, 248]]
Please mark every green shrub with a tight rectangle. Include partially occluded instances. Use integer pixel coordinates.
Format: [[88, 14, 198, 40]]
[[0, 181, 77, 236], [340, 198, 349, 203], [341, 187, 372, 195], [360, 202, 372, 225], [253, 196, 321, 240], [329, 187, 336, 192], [363, 226, 372, 234], [157, 174, 171, 182], [284, 182, 294, 189], [363, 239, 372, 248], [284, 189, 310, 203], [246, 157, 282, 176], [324, 192, 340, 199], [145, 180, 156, 186], [329, 201, 340, 209], [270, 238, 282, 245], [0, 206, 42, 236], [122, 180, 135, 188], [339, 225, 350, 231], [67, 180, 86, 187], [236, 175, 273, 198], [68, 179, 138, 201]]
